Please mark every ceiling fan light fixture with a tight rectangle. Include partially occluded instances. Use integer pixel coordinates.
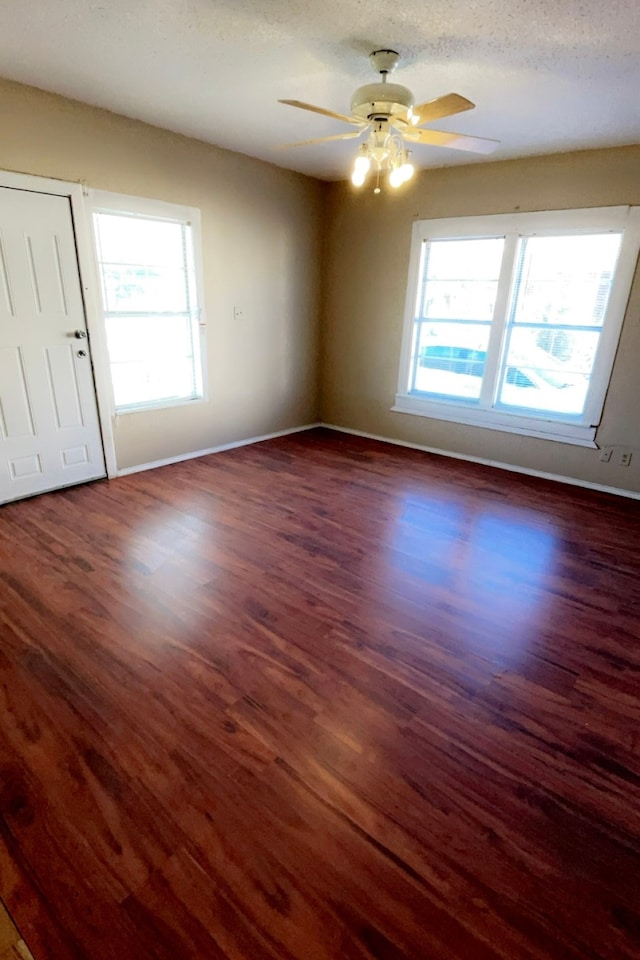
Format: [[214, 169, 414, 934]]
[[277, 47, 499, 191], [351, 132, 416, 193]]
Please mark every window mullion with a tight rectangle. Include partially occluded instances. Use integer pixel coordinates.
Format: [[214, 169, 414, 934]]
[[478, 233, 519, 409]]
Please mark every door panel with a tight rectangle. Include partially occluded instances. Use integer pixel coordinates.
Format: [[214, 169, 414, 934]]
[[45, 343, 84, 429], [0, 346, 36, 437], [0, 187, 106, 503]]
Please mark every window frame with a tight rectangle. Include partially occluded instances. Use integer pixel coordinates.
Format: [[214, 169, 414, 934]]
[[88, 190, 208, 416], [394, 206, 640, 446]]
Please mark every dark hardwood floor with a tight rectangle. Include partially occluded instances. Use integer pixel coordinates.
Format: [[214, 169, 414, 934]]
[[0, 428, 639, 960]]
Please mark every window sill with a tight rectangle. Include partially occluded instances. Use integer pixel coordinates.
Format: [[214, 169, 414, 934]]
[[115, 395, 205, 416], [392, 394, 597, 447]]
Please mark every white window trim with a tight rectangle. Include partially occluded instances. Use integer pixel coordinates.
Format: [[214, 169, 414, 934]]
[[394, 206, 640, 446], [87, 189, 208, 416]]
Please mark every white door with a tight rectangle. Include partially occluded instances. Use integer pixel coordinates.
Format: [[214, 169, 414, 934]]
[[0, 187, 106, 504]]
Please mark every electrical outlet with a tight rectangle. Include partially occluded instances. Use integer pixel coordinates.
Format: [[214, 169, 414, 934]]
[[619, 450, 632, 467], [233, 306, 244, 321], [599, 448, 612, 462]]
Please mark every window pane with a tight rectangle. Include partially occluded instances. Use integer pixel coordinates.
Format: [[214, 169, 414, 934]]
[[110, 358, 197, 408], [511, 233, 622, 327], [105, 315, 196, 408], [423, 238, 505, 281], [410, 237, 503, 399], [101, 265, 188, 313], [496, 327, 598, 416], [418, 238, 505, 322], [421, 279, 502, 321], [412, 323, 491, 401], [95, 214, 186, 267]]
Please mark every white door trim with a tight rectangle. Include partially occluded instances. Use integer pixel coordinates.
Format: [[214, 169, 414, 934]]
[[0, 169, 117, 477]]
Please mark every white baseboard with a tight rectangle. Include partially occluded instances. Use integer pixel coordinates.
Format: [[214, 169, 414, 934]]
[[116, 422, 322, 477], [321, 422, 640, 501]]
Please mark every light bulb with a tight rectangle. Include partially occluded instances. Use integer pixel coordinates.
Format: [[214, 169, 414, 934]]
[[400, 161, 415, 182], [351, 170, 366, 188], [354, 154, 371, 176], [388, 166, 404, 189]]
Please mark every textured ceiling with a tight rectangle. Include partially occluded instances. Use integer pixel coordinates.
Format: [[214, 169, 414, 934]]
[[1, 0, 639, 180]]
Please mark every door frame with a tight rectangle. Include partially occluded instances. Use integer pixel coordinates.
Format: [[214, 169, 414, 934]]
[[0, 169, 117, 477]]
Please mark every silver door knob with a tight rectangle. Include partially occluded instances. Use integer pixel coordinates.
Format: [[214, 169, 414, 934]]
[[77, 350, 87, 358], [74, 329, 87, 339]]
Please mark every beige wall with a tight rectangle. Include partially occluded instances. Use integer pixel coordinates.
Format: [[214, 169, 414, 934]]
[[0, 77, 325, 469], [322, 147, 640, 492]]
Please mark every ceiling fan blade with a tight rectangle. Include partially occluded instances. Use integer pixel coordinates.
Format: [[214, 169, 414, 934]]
[[403, 127, 499, 154], [275, 130, 365, 149], [278, 99, 363, 127], [397, 93, 475, 127]]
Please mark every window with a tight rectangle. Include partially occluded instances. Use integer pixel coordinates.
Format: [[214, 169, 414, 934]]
[[395, 207, 640, 444], [90, 192, 206, 413]]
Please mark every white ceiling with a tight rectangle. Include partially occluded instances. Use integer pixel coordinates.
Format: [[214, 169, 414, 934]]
[[1, 0, 639, 181]]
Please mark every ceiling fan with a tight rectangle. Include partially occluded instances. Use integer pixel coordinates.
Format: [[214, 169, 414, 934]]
[[278, 49, 499, 191]]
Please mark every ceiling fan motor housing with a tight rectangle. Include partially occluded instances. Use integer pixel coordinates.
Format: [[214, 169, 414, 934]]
[[351, 83, 414, 122]]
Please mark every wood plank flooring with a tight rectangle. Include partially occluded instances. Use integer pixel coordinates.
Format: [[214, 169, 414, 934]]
[[0, 428, 639, 959], [0, 899, 34, 960]]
